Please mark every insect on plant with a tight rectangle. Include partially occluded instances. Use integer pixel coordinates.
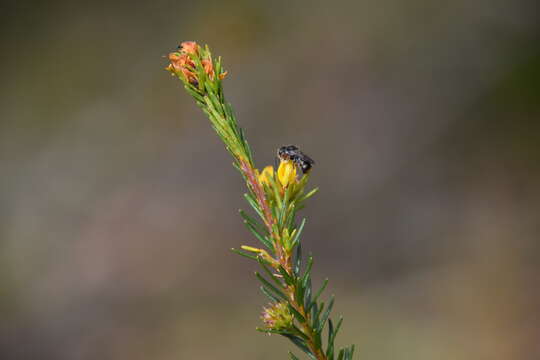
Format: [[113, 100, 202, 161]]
[[165, 41, 355, 360], [278, 145, 315, 174]]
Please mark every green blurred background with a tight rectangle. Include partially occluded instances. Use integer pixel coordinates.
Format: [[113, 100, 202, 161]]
[[1, 0, 539, 359]]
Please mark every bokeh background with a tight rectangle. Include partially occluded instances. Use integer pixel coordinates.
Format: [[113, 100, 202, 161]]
[[1, 1, 539, 359]]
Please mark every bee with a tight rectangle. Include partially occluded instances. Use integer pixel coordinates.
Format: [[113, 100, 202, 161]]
[[277, 145, 315, 174]]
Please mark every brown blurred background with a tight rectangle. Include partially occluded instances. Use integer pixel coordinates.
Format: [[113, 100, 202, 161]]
[[1, 0, 539, 359]]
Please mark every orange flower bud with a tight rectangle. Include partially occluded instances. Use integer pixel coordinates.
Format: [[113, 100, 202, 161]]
[[168, 52, 197, 85], [179, 41, 199, 55], [201, 59, 215, 80], [168, 53, 183, 71], [181, 68, 198, 85]]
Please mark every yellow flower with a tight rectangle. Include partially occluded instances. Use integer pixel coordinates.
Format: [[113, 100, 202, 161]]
[[258, 161, 297, 188], [258, 166, 275, 186], [277, 160, 297, 187]]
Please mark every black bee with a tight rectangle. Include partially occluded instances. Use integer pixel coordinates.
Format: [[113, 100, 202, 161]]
[[278, 145, 315, 174]]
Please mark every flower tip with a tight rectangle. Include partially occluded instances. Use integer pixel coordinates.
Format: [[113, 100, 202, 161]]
[[277, 160, 297, 187], [179, 41, 199, 54]]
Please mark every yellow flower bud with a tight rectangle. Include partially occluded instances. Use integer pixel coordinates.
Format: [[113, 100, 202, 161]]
[[277, 160, 297, 187], [258, 166, 274, 186]]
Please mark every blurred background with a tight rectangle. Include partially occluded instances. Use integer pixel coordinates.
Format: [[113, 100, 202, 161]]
[[1, 0, 539, 359]]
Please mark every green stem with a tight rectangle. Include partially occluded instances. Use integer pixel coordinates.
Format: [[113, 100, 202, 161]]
[[166, 41, 354, 360]]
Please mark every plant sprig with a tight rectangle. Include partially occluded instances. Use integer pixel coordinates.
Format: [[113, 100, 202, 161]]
[[166, 41, 355, 360]]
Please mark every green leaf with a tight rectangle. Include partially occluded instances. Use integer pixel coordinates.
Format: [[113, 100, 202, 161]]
[[273, 183, 283, 212], [271, 223, 281, 244], [290, 218, 306, 248], [284, 335, 316, 360], [291, 324, 309, 340], [283, 183, 292, 204], [298, 187, 319, 203], [256, 257, 282, 287], [304, 277, 312, 310], [295, 281, 305, 310], [244, 193, 264, 221], [317, 295, 334, 334], [308, 278, 328, 312], [239, 208, 258, 223], [184, 85, 205, 102], [243, 219, 274, 251], [288, 351, 300, 360], [223, 101, 234, 122], [239, 209, 268, 235], [284, 203, 297, 230], [327, 317, 343, 359], [301, 256, 314, 288], [294, 243, 302, 276], [207, 91, 224, 117], [311, 302, 318, 327], [337, 348, 345, 360], [239, 128, 254, 164], [326, 319, 335, 360], [313, 301, 324, 330], [314, 330, 322, 351], [259, 285, 280, 302], [287, 304, 306, 323], [278, 188, 290, 229], [204, 98, 230, 135], [334, 317, 344, 338], [278, 265, 294, 286], [255, 272, 287, 300], [230, 248, 257, 260]]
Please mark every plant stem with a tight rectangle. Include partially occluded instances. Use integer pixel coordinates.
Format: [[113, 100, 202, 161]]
[[166, 41, 354, 360]]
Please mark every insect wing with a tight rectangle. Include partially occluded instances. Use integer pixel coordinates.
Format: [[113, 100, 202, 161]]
[[298, 151, 315, 165]]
